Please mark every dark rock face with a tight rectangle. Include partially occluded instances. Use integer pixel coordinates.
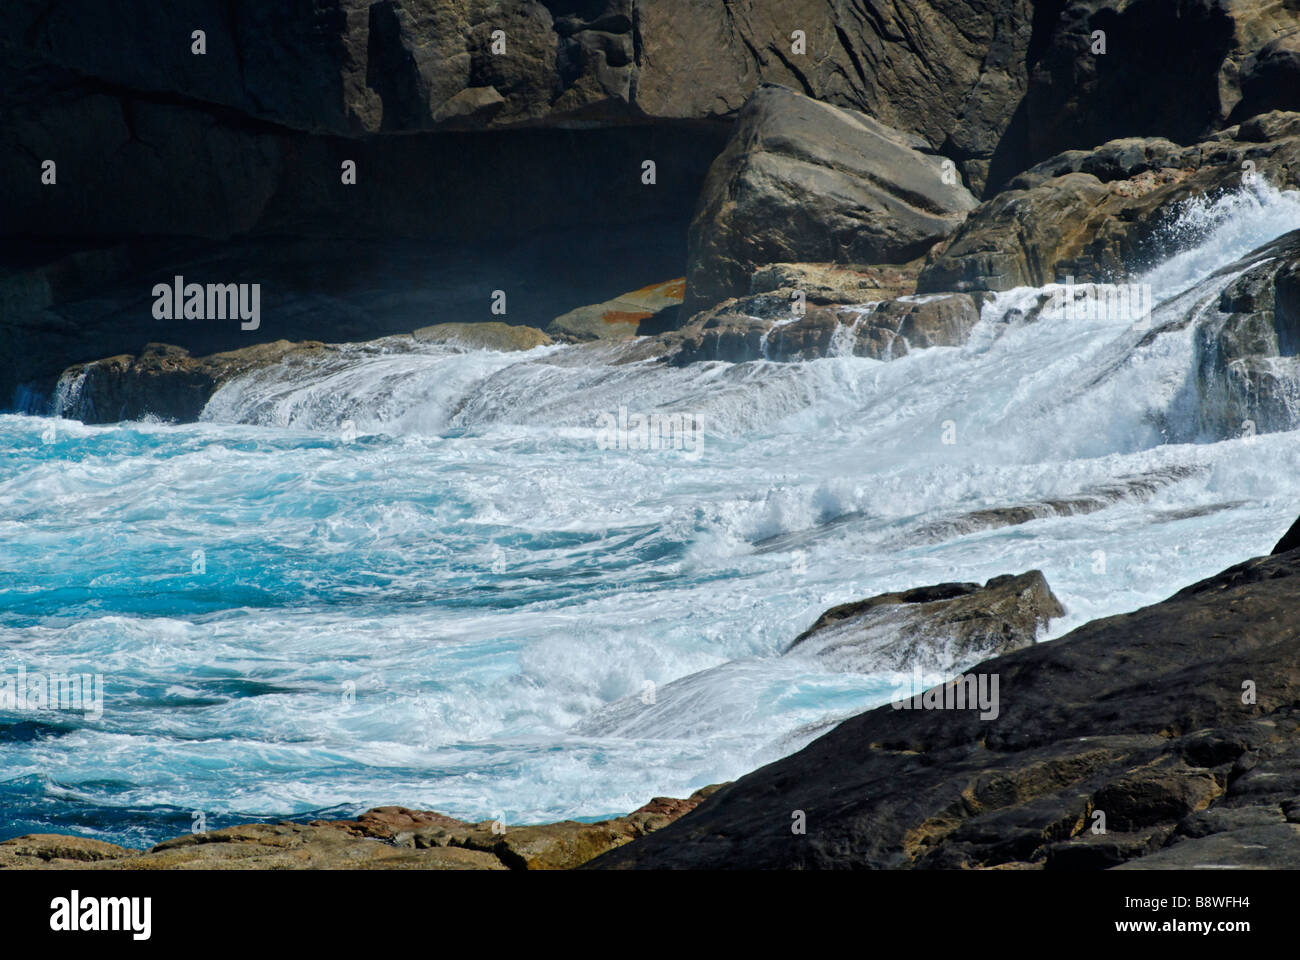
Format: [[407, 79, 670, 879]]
[[1024, 0, 1300, 163], [1275, 514, 1300, 555], [919, 113, 1300, 294], [682, 84, 976, 320], [54, 341, 330, 424], [0, 0, 1034, 251], [785, 571, 1063, 675], [1189, 228, 1300, 437], [589, 537, 1300, 869], [2, 0, 1036, 143]]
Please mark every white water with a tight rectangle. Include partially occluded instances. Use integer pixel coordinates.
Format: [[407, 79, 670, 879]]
[[4, 183, 1300, 847]]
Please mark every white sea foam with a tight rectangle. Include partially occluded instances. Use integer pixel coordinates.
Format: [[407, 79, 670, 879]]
[[3, 185, 1300, 840]]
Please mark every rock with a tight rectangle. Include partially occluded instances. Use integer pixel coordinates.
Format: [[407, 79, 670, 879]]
[[412, 321, 552, 351], [0, 835, 135, 868], [1237, 37, 1300, 122], [1, 225, 704, 411], [53, 321, 551, 424], [133, 823, 508, 870], [670, 293, 980, 364], [785, 571, 1063, 675], [901, 466, 1205, 546], [397, 785, 724, 870], [54, 340, 331, 424], [588, 522, 1300, 869], [1274, 514, 1300, 555], [1, 787, 721, 870], [919, 114, 1300, 293], [749, 262, 924, 305], [547, 279, 685, 342], [1184, 228, 1300, 438], [2, 0, 1036, 152], [1024, 1, 1300, 163], [682, 84, 977, 320], [1115, 824, 1300, 870]]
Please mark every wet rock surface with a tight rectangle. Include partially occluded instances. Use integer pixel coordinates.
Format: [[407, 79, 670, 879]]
[[785, 571, 1064, 675], [53, 322, 553, 424], [589, 524, 1300, 869], [670, 293, 980, 365], [919, 113, 1300, 294]]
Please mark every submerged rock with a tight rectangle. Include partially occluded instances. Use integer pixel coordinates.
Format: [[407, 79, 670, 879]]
[[589, 520, 1300, 870], [683, 84, 977, 320], [785, 571, 1063, 675], [54, 322, 552, 424]]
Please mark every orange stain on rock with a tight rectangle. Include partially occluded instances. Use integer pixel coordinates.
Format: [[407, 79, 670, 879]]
[[631, 278, 686, 300], [602, 310, 654, 325]]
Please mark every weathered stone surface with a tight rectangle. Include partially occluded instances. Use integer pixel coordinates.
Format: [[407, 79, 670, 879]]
[[749, 261, 923, 305], [1024, 0, 1300, 164], [684, 84, 977, 319], [589, 522, 1300, 869], [1185, 228, 1300, 438], [0, 834, 135, 868], [54, 341, 331, 424], [413, 321, 552, 351], [785, 571, 1063, 675], [671, 292, 980, 365], [123, 823, 508, 870], [0, 786, 721, 870], [919, 113, 1300, 293], [1, 0, 1036, 149], [548, 279, 685, 342]]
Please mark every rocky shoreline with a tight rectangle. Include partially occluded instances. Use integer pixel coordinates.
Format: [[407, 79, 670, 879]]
[[6, 517, 1300, 870], [5, 0, 1300, 874]]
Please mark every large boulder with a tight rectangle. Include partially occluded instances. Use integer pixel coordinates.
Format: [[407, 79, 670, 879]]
[[590, 525, 1300, 869], [683, 84, 977, 319], [918, 112, 1300, 293], [786, 572, 1064, 675]]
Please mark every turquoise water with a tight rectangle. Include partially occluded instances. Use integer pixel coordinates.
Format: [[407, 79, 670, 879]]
[[3, 183, 1300, 849]]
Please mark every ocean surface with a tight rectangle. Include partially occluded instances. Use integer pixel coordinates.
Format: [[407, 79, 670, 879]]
[[3, 183, 1300, 848]]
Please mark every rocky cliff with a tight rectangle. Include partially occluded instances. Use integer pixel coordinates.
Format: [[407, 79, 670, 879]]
[[7, 0, 1299, 415]]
